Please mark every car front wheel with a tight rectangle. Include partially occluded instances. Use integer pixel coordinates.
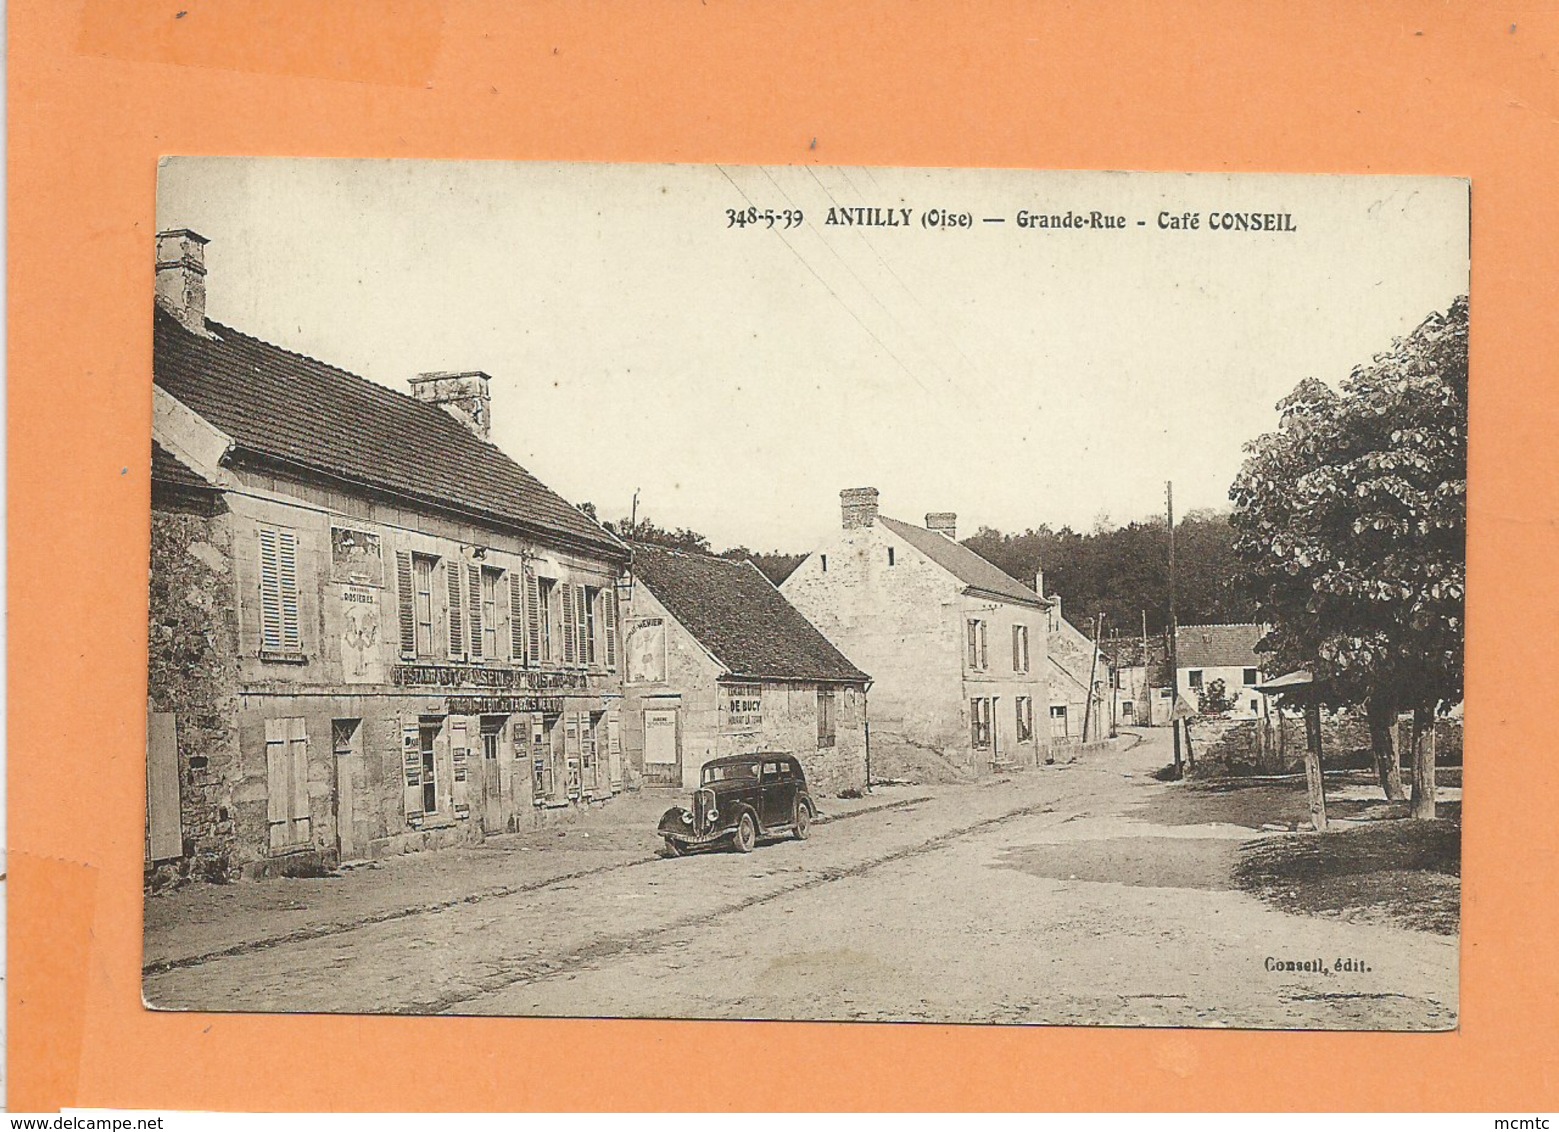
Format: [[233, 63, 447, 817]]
[[731, 812, 756, 854], [793, 799, 813, 840]]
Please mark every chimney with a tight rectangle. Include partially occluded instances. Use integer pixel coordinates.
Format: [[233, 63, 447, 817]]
[[925, 512, 957, 540], [409, 371, 493, 440], [155, 229, 213, 337], [1034, 569, 1045, 599], [840, 487, 879, 529]]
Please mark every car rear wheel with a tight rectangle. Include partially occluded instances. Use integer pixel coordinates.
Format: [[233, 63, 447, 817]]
[[731, 812, 756, 854], [793, 799, 813, 840], [664, 837, 688, 857]]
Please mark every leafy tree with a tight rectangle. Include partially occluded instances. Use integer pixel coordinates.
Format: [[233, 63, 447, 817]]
[[1229, 297, 1467, 815], [1199, 678, 1237, 716]]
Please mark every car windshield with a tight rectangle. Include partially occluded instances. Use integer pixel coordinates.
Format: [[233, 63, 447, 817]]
[[702, 762, 760, 784]]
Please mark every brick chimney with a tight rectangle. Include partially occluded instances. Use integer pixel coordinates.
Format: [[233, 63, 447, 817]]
[[409, 371, 493, 440], [840, 487, 879, 529], [155, 229, 213, 337], [1034, 569, 1045, 599], [925, 512, 957, 540]]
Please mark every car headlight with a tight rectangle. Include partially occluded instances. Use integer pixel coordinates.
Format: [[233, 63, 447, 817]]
[[708, 809, 718, 822], [682, 811, 693, 824]]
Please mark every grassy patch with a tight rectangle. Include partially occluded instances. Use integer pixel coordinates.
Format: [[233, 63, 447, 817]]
[[1235, 815, 1461, 935]]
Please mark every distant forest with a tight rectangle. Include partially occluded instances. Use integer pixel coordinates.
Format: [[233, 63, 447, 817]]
[[584, 503, 1254, 636]]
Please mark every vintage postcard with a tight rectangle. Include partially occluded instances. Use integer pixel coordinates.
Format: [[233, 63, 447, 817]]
[[143, 160, 1467, 1029]]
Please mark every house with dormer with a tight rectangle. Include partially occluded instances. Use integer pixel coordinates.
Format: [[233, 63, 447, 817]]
[[147, 229, 630, 883], [781, 489, 1052, 782]]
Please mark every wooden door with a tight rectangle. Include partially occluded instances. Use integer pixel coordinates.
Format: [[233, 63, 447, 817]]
[[480, 720, 504, 833]]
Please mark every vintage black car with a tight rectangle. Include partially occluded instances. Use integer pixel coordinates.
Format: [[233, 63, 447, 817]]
[[658, 753, 815, 855]]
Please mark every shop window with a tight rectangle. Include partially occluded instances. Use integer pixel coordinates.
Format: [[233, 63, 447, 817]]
[[817, 688, 837, 748], [257, 525, 302, 657], [420, 722, 440, 815]]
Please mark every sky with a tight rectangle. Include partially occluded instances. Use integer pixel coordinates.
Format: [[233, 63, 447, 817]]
[[157, 160, 1469, 551]]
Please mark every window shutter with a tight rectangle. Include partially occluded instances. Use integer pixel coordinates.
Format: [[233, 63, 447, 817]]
[[979, 622, 989, 669], [258, 528, 282, 650], [447, 559, 465, 660], [966, 620, 977, 668], [467, 563, 483, 661], [510, 572, 527, 663], [396, 551, 416, 658], [402, 721, 423, 821], [288, 716, 309, 827], [604, 588, 619, 670], [264, 717, 289, 824], [561, 581, 577, 665], [970, 700, 980, 749], [1013, 626, 1022, 671], [278, 530, 301, 652], [526, 570, 542, 664], [451, 722, 470, 816], [575, 585, 589, 666], [434, 726, 452, 813]]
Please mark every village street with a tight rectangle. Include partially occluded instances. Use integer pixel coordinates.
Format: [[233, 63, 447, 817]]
[[143, 728, 1457, 1030]]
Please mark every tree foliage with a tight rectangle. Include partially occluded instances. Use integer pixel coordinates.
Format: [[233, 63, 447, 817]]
[[1229, 296, 1467, 716], [961, 510, 1254, 634]]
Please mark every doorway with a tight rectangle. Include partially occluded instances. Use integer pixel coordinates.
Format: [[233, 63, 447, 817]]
[[332, 718, 364, 862], [480, 716, 505, 834]]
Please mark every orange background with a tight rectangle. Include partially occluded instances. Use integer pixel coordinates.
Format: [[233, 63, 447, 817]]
[[8, 0, 1557, 1113]]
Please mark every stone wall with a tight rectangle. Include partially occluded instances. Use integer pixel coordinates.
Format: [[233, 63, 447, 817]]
[[146, 500, 242, 887]]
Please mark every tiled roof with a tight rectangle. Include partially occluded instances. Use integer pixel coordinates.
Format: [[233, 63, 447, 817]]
[[878, 516, 1048, 609], [153, 307, 627, 558], [629, 543, 870, 684], [1176, 623, 1265, 670], [150, 441, 213, 492]]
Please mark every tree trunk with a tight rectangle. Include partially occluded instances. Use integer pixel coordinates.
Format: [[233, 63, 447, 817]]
[[1366, 692, 1408, 802], [1303, 700, 1328, 832], [1410, 705, 1438, 820]]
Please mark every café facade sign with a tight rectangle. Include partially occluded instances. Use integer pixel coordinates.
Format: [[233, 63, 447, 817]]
[[390, 663, 589, 692], [446, 695, 567, 716]]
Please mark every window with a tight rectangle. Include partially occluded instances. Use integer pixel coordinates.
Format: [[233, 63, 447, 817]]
[[1188, 669, 1204, 689], [537, 578, 556, 661], [265, 716, 310, 850], [584, 586, 600, 666], [970, 698, 992, 749], [821, 554, 828, 572], [887, 547, 896, 566], [1243, 668, 1258, 686], [967, 618, 988, 670], [1012, 624, 1030, 673], [257, 525, 302, 655], [817, 688, 837, 748], [481, 567, 501, 661], [1016, 696, 1033, 743], [413, 554, 436, 657], [1122, 700, 1135, 718]]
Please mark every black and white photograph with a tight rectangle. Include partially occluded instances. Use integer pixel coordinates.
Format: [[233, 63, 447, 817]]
[[143, 160, 1468, 1030]]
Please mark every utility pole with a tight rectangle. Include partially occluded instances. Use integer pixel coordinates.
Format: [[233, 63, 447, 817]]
[[1141, 609, 1149, 725], [1168, 480, 1182, 778], [1082, 612, 1103, 743]]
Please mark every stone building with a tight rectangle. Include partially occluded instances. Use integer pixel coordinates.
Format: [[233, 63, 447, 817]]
[[781, 490, 1052, 782], [147, 229, 630, 883], [1041, 590, 1111, 743], [619, 543, 870, 795]]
